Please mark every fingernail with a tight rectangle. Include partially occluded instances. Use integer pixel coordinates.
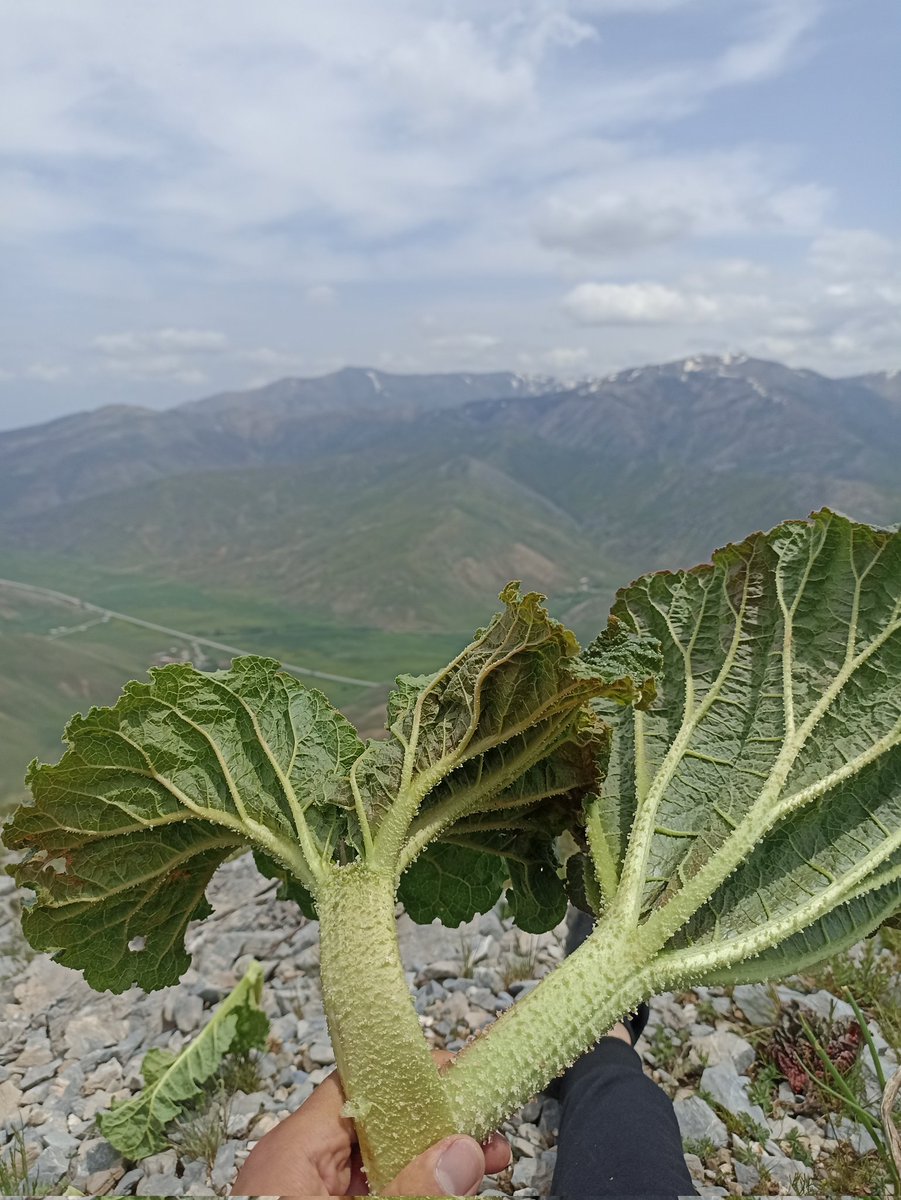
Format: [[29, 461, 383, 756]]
[[436, 1137, 483, 1195]]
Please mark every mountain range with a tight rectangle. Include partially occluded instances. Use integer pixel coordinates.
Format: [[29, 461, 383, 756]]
[[1, 353, 899, 805], [2, 355, 899, 628]]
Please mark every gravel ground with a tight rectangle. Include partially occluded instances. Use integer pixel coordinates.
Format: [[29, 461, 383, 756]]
[[1, 855, 897, 1199]]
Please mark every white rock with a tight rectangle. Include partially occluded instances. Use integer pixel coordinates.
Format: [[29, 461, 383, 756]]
[[688, 1030, 755, 1074], [775, 985, 855, 1023], [309, 1042, 335, 1065], [700, 1060, 768, 1129], [64, 1012, 126, 1058], [141, 1148, 179, 1176], [0, 1079, 24, 1127], [734, 1160, 760, 1190], [13, 1034, 53, 1069], [674, 1095, 729, 1149], [732, 983, 779, 1026], [761, 1152, 813, 1189]]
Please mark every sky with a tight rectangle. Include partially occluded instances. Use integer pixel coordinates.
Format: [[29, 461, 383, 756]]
[[1, 0, 899, 430]]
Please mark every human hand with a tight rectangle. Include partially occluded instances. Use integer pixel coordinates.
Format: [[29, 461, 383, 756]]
[[232, 1053, 511, 1197]]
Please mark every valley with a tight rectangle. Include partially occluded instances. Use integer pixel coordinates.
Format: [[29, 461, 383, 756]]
[[2, 355, 899, 812]]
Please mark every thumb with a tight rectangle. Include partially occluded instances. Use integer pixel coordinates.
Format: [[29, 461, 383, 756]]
[[383, 1134, 486, 1197]]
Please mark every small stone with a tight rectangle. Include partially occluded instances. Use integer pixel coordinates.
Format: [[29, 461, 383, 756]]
[[417, 960, 463, 982], [775, 985, 855, 1023], [287, 1080, 315, 1109], [85, 1166, 126, 1195], [700, 1060, 768, 1129], [232, 1090, 272, 1117], [39, 1124, 79, 1156], [253, 1111, 281, 1137], [77, 1136, 124, 1175], [734, 1160, 760, 1190], [14, 955, 87, 1014], [117, 1166, 145, 1193], [137, 1169, 182, 1195], [13, 1034, 53, 1069], [508, 979, 540, 998], [21, 1059, 61, 1090], [309, 1041, 335, 1065], [511, 1157, 541, 1189], [175, 993, 204, 1034], [179, 1160, 207, 1187], [0, 1078, 24, 1126], [63, 1012, 125, 1058], [212, 1140, 239, 1191], [510, 1135, 538, 1158], [683, 1153, 705, 1178], [688, 1030, 755, 1074], [33, 1144, 70, 1188], [519, 1098, 542, 1123], [732, 983, 779, 1026], [83, 1058, 124, 1095], [768, 1115, 804, 1139], [831, 1116, 878, 1155], [140, 1148, 179, 1176], [711, 996, 732, 1016], [472, 966, 505, 991], [674, 1096, 729, 1149], [761, 1152, 813, 1188]]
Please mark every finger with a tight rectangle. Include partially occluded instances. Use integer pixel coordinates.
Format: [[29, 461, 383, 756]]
[[383, 1135, 486, 1198], [232, 1070, 356, 1197], [481, 1131, 512, 1175]]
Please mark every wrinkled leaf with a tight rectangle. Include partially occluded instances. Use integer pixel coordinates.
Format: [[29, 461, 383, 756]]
[[3, 659, 361, 990], [343, 586, 659, 852], [98, 961, 268, 1159]]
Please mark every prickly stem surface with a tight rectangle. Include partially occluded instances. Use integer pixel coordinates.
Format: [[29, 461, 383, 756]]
[[316, 863, 456, 1191]]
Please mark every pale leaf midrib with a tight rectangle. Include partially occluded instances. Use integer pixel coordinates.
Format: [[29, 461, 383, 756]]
[[610, 566, 750, 925], [201, 672, 326, 883], [643, 588, 901, 948], [398, 711, 578, 871], [81, 723, 312, 882], [655, 830, 901, 985]]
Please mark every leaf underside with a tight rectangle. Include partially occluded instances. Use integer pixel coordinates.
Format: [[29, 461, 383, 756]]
[[595, 509, 901, 981]]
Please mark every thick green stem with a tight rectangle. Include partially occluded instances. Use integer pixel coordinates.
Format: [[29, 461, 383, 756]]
[[443, 916, 655, 1140], [316, 863, 456, 1191]]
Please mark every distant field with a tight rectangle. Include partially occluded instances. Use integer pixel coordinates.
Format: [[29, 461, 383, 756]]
[[0, 555, 477, 815]]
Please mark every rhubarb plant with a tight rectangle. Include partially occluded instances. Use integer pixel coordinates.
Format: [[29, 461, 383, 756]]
[[3, 510, 901, 1191]]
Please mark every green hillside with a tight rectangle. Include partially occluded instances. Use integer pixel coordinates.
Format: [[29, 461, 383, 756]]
[[3, 358, 900, 817], [4, 452, 622, 633]]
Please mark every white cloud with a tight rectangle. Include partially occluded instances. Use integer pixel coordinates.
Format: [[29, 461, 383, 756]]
[[305, 285, 338, 306], [24, 363, 70, 382], [563, 281, 720, 324], [536, 150, 830, 258], [541, 346, 591, 371], [94, 328, 228, 356], [426, 332, 501, 352], [536, 197, 691, 255], [90, 327, 226, 384]]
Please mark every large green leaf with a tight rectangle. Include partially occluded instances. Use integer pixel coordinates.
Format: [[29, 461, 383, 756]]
[[344, 588, 660, 862], [3, 658, 362, 990], [596, 510, 901, 979], [98, 960, 269, 1158]]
